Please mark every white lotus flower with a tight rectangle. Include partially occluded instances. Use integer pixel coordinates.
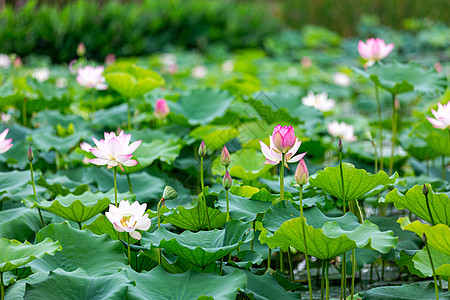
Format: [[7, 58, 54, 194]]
[[302, 91, 335, 112], [32, 68, 50, 82], [327, 121, 357, 142], [0, 54, 11, 69], [105, 200, 151, 240]]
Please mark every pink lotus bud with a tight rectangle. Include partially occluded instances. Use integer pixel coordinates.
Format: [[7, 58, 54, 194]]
[[27, 147, 34, 162], [223, 170, 232, 189], [77, 42, 86, 57], [198, 141, 206, 157], [221, 146, 230, 168], [154, 99, 170, 119], [13, 57, 22, 69], [272, 125, 296, 153], [105, 53, 116, 65], [358, 38, 394, 67], [395, 98, 400, 110], [294, 159, 309, 186], [434, 62, 442, 73], [301, 56, 312, 68]]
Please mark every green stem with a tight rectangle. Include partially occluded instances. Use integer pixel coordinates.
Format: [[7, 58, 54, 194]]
[[126, 173, 133, 194], [442, 155, 445, 181], [280, 251, 284, 273], [280, 153, 285, 201], [226, 189, 230, 222], [23, 97, 27, 127], [287, 249, 294, 282], [1, 271, 4, 300], [338, 149, 347, 300], [325, 260, 330, 300], [425, 242, 439, 300], [424, 190, 435, 226], [389, 93, 396, 176], [321, 260, 325, 300], [251, 220, 255, 251], [375, 84, 383, 171], [373, 139, 378, 173], [127, 233, 131, 265], [438, 276, 443, 292], [78, 222, 82, 230], [267, 248, 272, 271], [351, 248, 356, 300], [30, 162, 45, 228], [299, 186, 313, 300], [381, 258, 385, 281], [157, 198, 163, 265], [220, 257, 224, 276], [114, 166, 118, 206], [127, 98, 132, 131], [200, 157, 211, 230]]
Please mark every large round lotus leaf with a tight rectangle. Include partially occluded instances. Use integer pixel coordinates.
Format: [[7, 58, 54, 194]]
[[170, 88, 234, 125], [36, 174, 89, 197], [24, 269, 132, 300], [426, 130, 450, 156], [0, 170, 41, 202], [30, 222, 128, 276], [353, 62, 448, 95], [217, 189, 272, 222], [0, 207, 50, 241], [126, 265, 246, 300], [309, 162, 397, 201], [212, 149, 273, 181], [260, 201, 397, 259], [413, 245, 450, 277], [0, 238, 61, 272], [385, 184, 449, 225], [141, 220, 253, 268], [362, 282, 450, 300], [104, 63, 165, 98], [127, 139, 181, 173], [399, 217, 450, 256], [399, 133, 440, 161], [190, 125, 239, 151], [30, 130, 86, 154]]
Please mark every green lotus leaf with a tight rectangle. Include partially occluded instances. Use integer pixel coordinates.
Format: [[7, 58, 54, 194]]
[[0, 237, 61, 272], [83, 214, 141, 245], [30, 222, 128, 276], [141, 220, 253, 268], [190, 125, 239, 151], [0, 170, 41, 202], [399, 134, 440, 161], [24, 269, 132, 300], [395, 249, 425, 277], [126, 265, 246, 300], [227, 250, 264, 269], [104, 63, 165, 98], [127, 139, 181, 173], [170, 88, 234, 125], [398, 217, 450, 256], [362, 282, 450, 300], [385, 184, 449, 225], [0, 207, 50, 241], [25, 189, 134, 223], [36, 175, 90, 197], [413, 245, 450, 277], [139, 247, 197, 274], [229, 186, 260, 198], [212, 149, 273, 181], [426, 131, 450, 156], [309, 162, 397, 201], [353, 62, 448, 95], [30, 130, 86, 154], [217, 189, 272, 222]]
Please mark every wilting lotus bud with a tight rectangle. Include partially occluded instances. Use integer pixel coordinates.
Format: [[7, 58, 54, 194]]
[[27, 147, 34, 162], [422, 184, 429, 196], [162, 186, 177, 200], [223, 171, 232, 190], [154, 99, 170, 119], [198, 141, 206, 157], [294, 159, 309, 186], [77, 42, 86, 57], [338, 139, 343, 153], [221, 146, 230, 168], [422, 233, 427, 244]]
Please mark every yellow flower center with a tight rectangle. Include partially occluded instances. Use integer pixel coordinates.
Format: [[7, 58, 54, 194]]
[[120, 213, 135, 227]]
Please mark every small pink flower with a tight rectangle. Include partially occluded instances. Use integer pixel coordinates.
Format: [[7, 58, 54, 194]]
[[105, 199, 151, 240], [294, 159, 309, 186], [154, 99, 170, 119], [427, 102, 450, 130], [89, 131, 142, 171], [0, 128, 13, 154], [76, 65, 108, 90], [260, 125, 306, 167], [358, 38, 394, 67], [105, 54, 116, 65], [77, 42, 86, 57]]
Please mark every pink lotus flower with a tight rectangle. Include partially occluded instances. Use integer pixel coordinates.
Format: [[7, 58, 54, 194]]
[[327, 121, 357, 142], [294, 159, 309, 186], [76, 65, 107, 90], [427, 102, 450, 130], [260, 125, 306, 167], [105, 199, 151, 240], [358, 38, 394, 67], [0, 128, 13, 153], [89, 131, 142, 171], [154, 99, 170, 119]]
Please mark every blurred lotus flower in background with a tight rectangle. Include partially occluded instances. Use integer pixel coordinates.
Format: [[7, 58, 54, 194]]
[[77, 42, 86, 57], [300, 56, 312, 68], [154, 99, 170, 119], [105, 199, 151, 240], [55, 77, 68, 88], [222, 60, 234, 73], [89, 130, 142, 171], [161, 53, 178, 74], [434, 62, 442, 73], [333, 72, 351, 87], [427, 102, 450, 130], [358, 38, 394, 67], [0, 54, 11, 68], [294, 159, 309, 186], [327, 120, 357, 142], [13, 57, 22, 68], [1, 113, 11, 124], [260, 125, 306, 166], [191, 66, 208, 78], [0, 128, 13, 153], [76, 65, 107, 90], [302, 91, 335, 112], [32, 68, 50, 82], [105, 54, 116, 65]]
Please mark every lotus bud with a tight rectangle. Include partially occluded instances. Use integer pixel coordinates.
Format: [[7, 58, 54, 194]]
[[294, 159, 309, 186], [221, 146, 230, 168], [27, 147, 34, 162], [338, 139, 343, 153], [162, 186, 177, 201], [154, 99, 170, 119], [223, 171, 232, 190], [422, 184, 429, 196], [77, 42, 86, 57], [198, 141, 206, 157], [13, 57, 22, 69]]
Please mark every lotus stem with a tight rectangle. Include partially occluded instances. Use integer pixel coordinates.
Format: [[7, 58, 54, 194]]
[[78, 222, 82, 230], [299, 185, 313, 300], [127, 98, 132, 131], [267, 248, 272, 271], [114, 166, 118, 207], [389, 93, 396, 176], [226, 188, 230, 222], [126, 173, 133, 194], [438, 276, 443, 292], [338, 143, 347, 300], [127, 233, 132, 265], [200, 157, 211, 230], [280, 153, 285, 201], [279, 251, 284, 273], [381, 258, 385, 281], [220, 257, 224, 276], [30, 161, 45, 228], [424, 187, 435, 226], [351, 249, 356, 300], [287, 249, 294, 282], [251, 220, 255, 251], [375, 84, 383, 171], [1, 271, 4, 300], [23, 97, 27, 127], [157, 198, 164, 265], [424, 237, 439, 300], [321, 260, 325, 300], [372, 139, 378, 173], [442, 155, 445, 181], [325, 259, 330, 300]]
